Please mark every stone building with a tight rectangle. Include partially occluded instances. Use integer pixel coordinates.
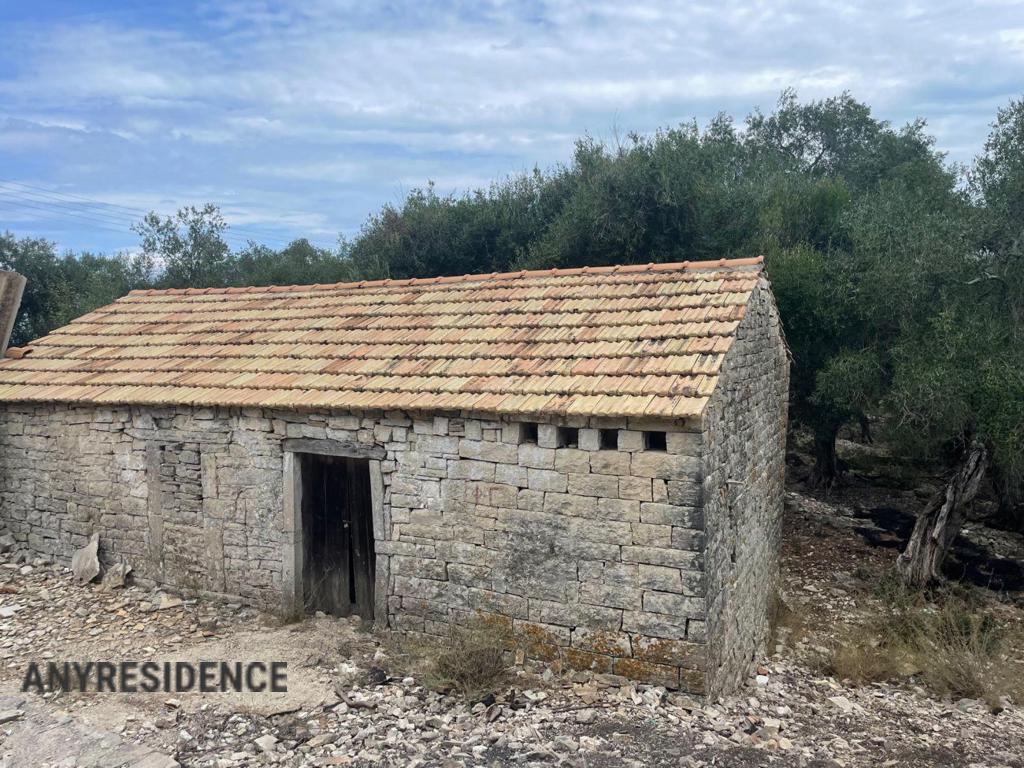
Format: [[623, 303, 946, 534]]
[[0, 257, 787, 696]]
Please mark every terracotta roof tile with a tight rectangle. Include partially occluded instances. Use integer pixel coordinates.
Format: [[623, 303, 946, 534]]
[[0, 257, 764, 419]]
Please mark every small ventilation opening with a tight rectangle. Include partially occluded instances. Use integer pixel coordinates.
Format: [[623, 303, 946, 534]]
[[644, 430, 667, 451], [521, 423, 538, 444], [599, 429, 618, 450], [557, 426, 579, 448]]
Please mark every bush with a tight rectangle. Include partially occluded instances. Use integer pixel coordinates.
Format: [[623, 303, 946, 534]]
[[392, 617, 510, 701], [429, 623, 508, 700], [828, 570, 1019, 703]]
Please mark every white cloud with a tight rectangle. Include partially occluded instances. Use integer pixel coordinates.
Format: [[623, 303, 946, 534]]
[[1, 0, 1022, 253]]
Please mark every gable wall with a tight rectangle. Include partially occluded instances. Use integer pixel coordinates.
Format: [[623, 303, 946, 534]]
[[700, 277, 790, 697]]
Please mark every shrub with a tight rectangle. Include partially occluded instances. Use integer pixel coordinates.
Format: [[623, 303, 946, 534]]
[[429, 623, 508, 700], [828, 569, 1019, 703], [392, 617, 510, 701]]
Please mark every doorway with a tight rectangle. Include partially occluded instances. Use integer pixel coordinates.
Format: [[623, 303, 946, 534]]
[[300, 453, 375, 619]]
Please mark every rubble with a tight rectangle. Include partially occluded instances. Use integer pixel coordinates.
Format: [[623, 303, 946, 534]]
[[70, 533, 100, 584], [101, 561, 133, 590], [0, 494, 1018, 767]]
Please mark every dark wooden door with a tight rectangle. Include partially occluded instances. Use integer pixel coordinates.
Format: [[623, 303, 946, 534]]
[[301, 454, 374, 619]]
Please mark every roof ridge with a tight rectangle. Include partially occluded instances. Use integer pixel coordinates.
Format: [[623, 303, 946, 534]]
[[128, 256, 764, 297]]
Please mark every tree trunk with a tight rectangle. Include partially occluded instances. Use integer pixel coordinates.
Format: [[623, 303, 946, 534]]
[[897, 440, 989, 586], [808, 424, 840, 490], [991, 463, 1023, 531], [858, 412, 873, 444]]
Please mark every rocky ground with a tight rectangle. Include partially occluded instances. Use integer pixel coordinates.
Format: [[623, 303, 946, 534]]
[[0, 467, 1022, 766]]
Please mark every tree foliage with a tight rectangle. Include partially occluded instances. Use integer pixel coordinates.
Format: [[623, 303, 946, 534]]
[[2, 91, 1022, 532]]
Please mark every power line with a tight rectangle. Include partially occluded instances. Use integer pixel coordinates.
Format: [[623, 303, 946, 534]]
[[0, 179, 320, 249], [0, 199, 295, 253], [0, 189, 151, 230], [0, 198, 143, 238], [0, 184, 294, 248]]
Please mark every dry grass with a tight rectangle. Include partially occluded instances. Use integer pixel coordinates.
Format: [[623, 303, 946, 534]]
[[768, 591, 810, 649], [390, 617, 510, 701], [827, 569, 1021, 705]]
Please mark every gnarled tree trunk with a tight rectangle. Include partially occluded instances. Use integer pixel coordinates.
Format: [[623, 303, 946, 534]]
[[991, 463, 1023, 531], [897, 440, 989, 586], [808, 424, 840, 490]]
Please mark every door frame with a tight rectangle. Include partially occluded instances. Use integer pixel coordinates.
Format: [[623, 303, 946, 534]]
[[282, 438, 387, 625]]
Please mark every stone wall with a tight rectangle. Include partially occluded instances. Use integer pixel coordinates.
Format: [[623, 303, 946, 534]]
[[700, 277, 790, 697], [0, 403, 713, 691], [0, 280, 788, 697]]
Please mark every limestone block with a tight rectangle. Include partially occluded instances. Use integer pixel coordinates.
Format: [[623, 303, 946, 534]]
[[526, 468, 567, 493], [516, 489, 545, 512], [632, 636, 703, 667], [553, 449, 590, 474], [666, 431, 701, 456], [578, 428, 600, 451], [630, 522, 672, 547], [594, 497, 640, 521], [618, 477, 652, 501], [449, 459, 495, 481], [518, 444, 554, 469], [622, 545, 702, 570], [537, 424, 558, 448], [630, 451, 700, 480], [391, 555, 447, 581], [566, 473, 617, 499], [459, 440, 518, 464], [643, 591, 705, 617], [542, 493, 596, 517], [570, 627, 632, 656], [580, 581, 642, 610], [589, 451, 630, 476], [671, 527, 705, 551], [638, 564, 682, 592], [494, 463, 528, 487], [686, 619, 707, 641], [622, 610, 689, 640]]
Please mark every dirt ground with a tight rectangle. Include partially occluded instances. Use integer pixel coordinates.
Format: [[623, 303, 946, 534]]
[[0, 440, 1022, 767]]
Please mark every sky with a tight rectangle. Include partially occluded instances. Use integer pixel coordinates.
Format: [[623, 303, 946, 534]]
[[1, 0, 1022, 254]]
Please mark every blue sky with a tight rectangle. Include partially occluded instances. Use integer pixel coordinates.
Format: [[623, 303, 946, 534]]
[[1, 0, 1022, 254]]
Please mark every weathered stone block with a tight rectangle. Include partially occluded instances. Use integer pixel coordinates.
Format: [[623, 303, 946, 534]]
[[639, 503, 703, 528], [618, 476, 652, 501], [630, 522, 671, 547], [622, 610, 689, 640], [612, 658, 679, 688], [391, 555, 447, 581], [571, 627, 632, 656], [562, 648, 613, 673], [518, 444, 554, 469], [566, 472, 618, 499], [595, 497, 640, 521], [449, 459, 496, 481], [630, 452, 700, 480], [494, 463, 528, 487], [543, 492, 596, 517], [617, 430, 644, 452], [622, 545, 702, 570], [588, 451, 630, 476], [665, 431, 701, 456], [537, 424, 558, 449], [580, 581, 642, 610], [516, 489, 545, 512], [638, 564, 682, 592], [553, 449, 590, 474], [578, 428, 600, 451], [642, 591, 705, 617], [527, 468, 567, 493], [459, 439, 518, 464]]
